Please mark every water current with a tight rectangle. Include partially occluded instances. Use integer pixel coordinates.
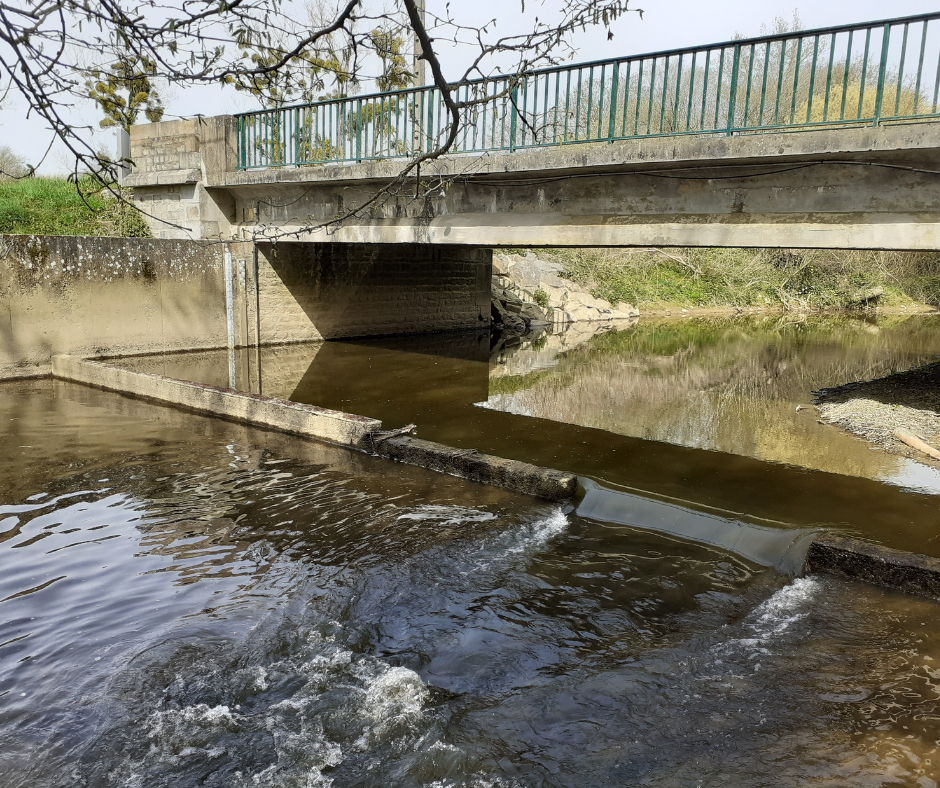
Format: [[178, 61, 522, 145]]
[[2, 314, 940, 786]]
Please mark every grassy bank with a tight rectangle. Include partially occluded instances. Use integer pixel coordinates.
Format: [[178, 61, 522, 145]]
[[546, 247, 940, 312], [0, 177, 151, 237]]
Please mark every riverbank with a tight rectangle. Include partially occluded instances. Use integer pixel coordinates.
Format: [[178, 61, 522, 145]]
[[0, 177, 151, 237], [816, 361, 940, 470], [497, 247, 940, 317]]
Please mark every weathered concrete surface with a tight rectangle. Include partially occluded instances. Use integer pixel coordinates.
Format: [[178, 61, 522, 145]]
[[808, 534, 940, 600], [0, 235, 493, 379], [256, 242, 492, 341], [375, 435, 578, 500], [52, 354, 381, 446], [129, 117, 940, 250], [0, 236, 254, 378]]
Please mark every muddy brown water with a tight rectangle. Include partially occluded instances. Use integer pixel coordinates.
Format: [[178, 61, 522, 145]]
[[2, 314, 940, 786]]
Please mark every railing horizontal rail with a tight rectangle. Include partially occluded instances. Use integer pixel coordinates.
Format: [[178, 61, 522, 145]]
[[235, 12, 940, 170]]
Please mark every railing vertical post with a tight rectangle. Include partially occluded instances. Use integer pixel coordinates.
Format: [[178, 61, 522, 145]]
[[355, 98, 362, 162], [608, 61, 620, 141], [509, 80, 518, 152], [873, 23, 892, 125], [726, 43, 741, 135]]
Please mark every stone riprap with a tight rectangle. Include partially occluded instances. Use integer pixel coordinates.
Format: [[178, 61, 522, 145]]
[[493, 251, 639, 323]]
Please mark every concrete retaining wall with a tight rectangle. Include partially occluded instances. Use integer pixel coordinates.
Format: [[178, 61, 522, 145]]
[[256, 242, 492, 341], [0, 235, 253, 378], [1, 235, 494, 378]]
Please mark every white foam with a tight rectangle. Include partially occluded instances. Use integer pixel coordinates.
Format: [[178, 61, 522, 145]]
[[750, 577, 819, 638], [396, 505, 496, 527], [504, 509, 569, 555]]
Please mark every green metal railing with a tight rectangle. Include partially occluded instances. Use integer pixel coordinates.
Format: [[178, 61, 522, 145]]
[[236, 12, 940, 170]]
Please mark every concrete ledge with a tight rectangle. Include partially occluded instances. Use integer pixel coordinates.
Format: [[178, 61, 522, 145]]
[[51, 355, 380, 447], [375, 435, 577, 501], [0, 364, 51, 381], [124, 169, 201, 187], [807, 534, 940, 600]]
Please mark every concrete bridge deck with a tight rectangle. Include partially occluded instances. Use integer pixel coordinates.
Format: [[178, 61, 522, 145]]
[[128, 120, 940, 250]]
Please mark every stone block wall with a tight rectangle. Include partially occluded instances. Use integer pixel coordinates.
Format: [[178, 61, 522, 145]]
[[128, 119, 202, 177], [256, 243, 493, 341], [126, 117, 236, 240]]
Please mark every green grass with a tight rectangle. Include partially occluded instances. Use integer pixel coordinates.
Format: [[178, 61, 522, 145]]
[[0, 177, 151, 237], [546, 247, 940, 311]]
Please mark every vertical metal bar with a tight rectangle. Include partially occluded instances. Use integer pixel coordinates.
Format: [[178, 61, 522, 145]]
[[647, 57, 658, 133], [701, 50, 711, 129], [608, 61, 620, 141], [671, 54, 683, 133], [874, 23, 892, 125], [726, 43, 741, 134], [509, 80, 518, 150], [685, 51, 697, 131], [598, 64, 607, 140], [634, 60, 644, 134], [621, 60, 632, 136], [773, 39, 787, 125], [543, 71, 550, 145], [714, 48, 726, 128], [894, 23, 910, 116], [914, 21, 928, 113], [857, 30, 870, 119], [823, 33, 836, 121], [564, 68, 572, 141], [806, 34, 820, 122], [894, 24, 910, 117], [934, 22, 940, 112], [659, 55, 670, 132], [758, 41, 770, 124], [789, 36, 803, 124], [742, 44, 755, 127], [586, 66, 596, 139], [575, 68, 583, 140], [553, 71, 561, 142]]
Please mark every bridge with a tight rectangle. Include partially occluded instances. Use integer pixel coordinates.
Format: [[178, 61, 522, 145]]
[[124, 13, 940, 338], [128, 12, 940, 250]]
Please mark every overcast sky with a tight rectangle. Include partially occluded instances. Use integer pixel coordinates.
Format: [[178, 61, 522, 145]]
[[2, 0, 938, 173]]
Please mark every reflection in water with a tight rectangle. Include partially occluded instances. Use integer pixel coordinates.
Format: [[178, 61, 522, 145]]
[[3, 378, 940, 785], [115, 314, 940, 558], [484, 314, 940, 485]]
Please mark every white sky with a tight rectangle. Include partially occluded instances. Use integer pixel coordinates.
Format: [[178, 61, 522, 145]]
[[1, 0, 938, 173]]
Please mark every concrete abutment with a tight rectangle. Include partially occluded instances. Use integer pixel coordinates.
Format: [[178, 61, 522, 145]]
[[0, 235, 494, 379]]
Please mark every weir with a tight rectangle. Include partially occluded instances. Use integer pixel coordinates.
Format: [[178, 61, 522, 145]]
[[4, 14, 940, 602]]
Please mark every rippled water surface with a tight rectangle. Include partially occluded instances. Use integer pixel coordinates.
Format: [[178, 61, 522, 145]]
[[3, 372, 940, 786]]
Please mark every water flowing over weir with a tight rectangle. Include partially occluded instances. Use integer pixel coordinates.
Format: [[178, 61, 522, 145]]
[[4, 316, 940, 786]]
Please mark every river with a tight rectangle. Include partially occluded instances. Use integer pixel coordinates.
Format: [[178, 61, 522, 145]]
[[2, 314, 940, 786]]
